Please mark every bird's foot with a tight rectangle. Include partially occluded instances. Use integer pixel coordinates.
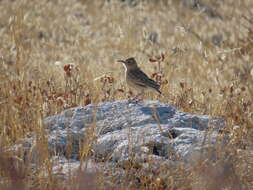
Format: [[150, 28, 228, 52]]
[[128, 98, 143, 104]]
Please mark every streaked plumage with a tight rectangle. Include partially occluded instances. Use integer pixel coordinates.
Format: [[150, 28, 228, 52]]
[[118, 57, 161, 94]]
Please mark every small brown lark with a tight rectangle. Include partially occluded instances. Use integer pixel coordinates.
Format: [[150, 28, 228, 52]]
[[118, 57, 161, 99]]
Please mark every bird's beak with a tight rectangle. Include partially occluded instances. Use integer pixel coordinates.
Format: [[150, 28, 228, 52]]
[[117, 60, 125, 64]]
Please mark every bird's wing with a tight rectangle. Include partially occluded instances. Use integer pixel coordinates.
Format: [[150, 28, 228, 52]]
[[128, 68, 160, 90]]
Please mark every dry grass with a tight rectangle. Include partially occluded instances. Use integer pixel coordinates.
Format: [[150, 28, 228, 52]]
[[0, 0, 252, 189]]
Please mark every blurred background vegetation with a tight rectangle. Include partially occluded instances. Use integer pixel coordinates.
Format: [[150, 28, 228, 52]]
[[0, 0, 252, 189]]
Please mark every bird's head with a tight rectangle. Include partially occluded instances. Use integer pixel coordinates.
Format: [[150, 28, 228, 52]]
[[118, 57, 138, 70]]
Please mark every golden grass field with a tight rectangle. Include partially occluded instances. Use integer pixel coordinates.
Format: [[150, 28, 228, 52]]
[[0, 0, 252, 189]]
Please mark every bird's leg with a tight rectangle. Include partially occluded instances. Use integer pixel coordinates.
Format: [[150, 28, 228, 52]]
[[127, 92, 141, 104], [139, 91, 145, 101], [128, 97, 137, 103], [127, 90, 137, 103], [134, 91, 144, 102]]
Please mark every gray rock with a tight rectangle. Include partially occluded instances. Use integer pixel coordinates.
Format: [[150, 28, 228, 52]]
[[181, 0, 222, 19], [43, 100, 225, 165], [147, 32, 159, 44], [106, 0, 222, 19], [212, 34, 223, 46]]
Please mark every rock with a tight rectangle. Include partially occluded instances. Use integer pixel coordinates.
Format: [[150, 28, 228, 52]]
[[9, 100, 226, 182], [179, 0, 223, 19], [42, 100, 225, 165], [148, 32, 159, 44], [106, 0, 222, 19], [51, 156, 101, 180], [211, 34, 223, 46]]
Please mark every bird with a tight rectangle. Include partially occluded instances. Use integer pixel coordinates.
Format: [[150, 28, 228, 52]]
[[118, 57, 161, 100]]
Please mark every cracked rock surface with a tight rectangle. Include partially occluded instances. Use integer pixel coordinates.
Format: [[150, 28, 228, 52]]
[[43, 100, 225, 165]]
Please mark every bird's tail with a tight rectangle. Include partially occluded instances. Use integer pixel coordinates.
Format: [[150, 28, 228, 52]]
[[157, 88, 162, 95]]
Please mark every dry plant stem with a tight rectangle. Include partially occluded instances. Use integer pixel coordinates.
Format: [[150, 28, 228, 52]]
[[151, 106, 164, 134], [0, 0, 252, 189], [80, 105, 97, 166]]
